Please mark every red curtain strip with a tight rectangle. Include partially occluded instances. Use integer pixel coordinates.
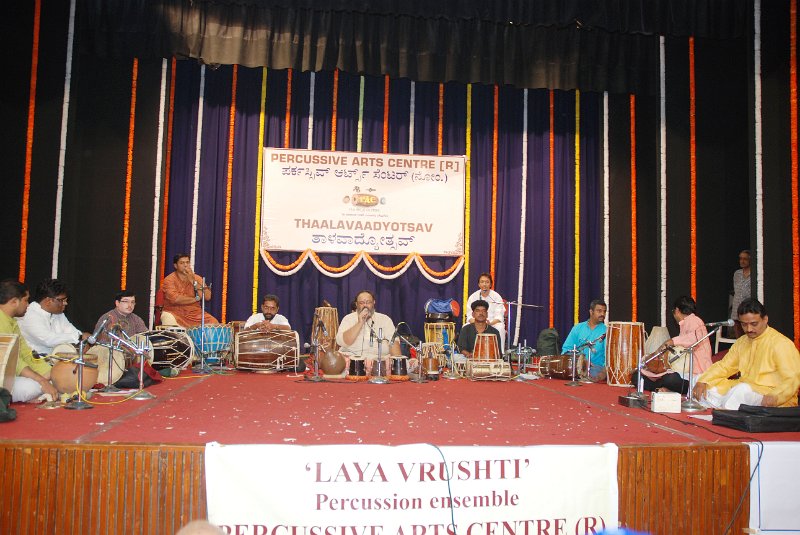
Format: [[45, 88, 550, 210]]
[[549, 91, 555, 328], [791, 0, 800, 346], [689, 37, 698, 299], [383, 74, 390, 153], [331, 69, 338, 150], [284, 68, 292, 148], [490, 85, 499, 282], [19, 0, 41, 281], [437, 83, 444, 155], [630, 94, 638, 321], [121, 58, 139, 289], [159, 58, 177, 282]]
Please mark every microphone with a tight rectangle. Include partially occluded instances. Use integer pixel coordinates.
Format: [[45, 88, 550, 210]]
[[369, 320, 375, 346], [88, 316, 110, 344], [705, 319, 735, 328]]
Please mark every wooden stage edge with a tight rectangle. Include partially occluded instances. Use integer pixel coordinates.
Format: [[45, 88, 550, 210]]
[[0, 440, 749, 535]]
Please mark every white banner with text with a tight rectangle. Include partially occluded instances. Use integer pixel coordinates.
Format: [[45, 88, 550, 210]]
[[261, 149, 465, 256], [205, 443, 619, 535]]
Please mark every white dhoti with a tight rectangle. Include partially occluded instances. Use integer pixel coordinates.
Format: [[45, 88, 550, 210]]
[[701, 383, 765, 410], [11, 376, 44, 403]]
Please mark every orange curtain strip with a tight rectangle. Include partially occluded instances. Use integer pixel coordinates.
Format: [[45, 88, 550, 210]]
[[689, 37, 698, 299], [364, 253, 414, 272], [548, 90, 555, 328], [414, 255, 463, 278], [383, 74, 390, 153], [437, 83, 444, 155], [159, 58, 177, 282], [331, 69, 339, 150], [121, 58, 139, 289], [630, 94, 638, 321], [490, 85, 499, 282], [19, 0, 41, 281], [311, 251, 360, 272], [264, 250, 309, 271], [791, 0, 800, 346], [284, 68, 292, 148], [220, 65, 238, 323]]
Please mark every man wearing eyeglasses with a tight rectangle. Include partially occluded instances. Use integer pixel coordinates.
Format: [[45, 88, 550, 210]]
[[91, 290, 148, 345], [336, 290, 401, 374], [16, 278, 91, 355]]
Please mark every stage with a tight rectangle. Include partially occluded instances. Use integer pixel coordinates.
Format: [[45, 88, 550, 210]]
[[2, 367, 797, 534]]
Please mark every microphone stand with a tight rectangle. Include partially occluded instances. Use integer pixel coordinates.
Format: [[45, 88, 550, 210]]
[[305, 315, 325, 382], [620, 348, 648, 408], [503, 299, 544, 355], [512, 340, 536, 382], [400, 335, 427, 384], [64, 339, 94, 410], [108, 331, 156, 400], [368, 327, 389, 384], [193, 276, 212, 375], [565, 345, 582, 387], [681, 326, 717, 412]]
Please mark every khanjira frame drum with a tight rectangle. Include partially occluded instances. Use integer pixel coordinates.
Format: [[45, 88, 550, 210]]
[[605, 321, 645, 387], [234, 330, 300, 373]]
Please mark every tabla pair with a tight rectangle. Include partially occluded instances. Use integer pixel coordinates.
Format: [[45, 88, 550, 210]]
[[345, 354, 410, 382]]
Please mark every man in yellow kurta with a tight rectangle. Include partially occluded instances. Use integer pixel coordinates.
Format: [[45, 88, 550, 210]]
[[693, 298, 800, 409], [160, 253, 218, 327], [0, 279, 58, 402]]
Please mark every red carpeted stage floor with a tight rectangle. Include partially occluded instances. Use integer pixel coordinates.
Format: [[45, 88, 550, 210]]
[[3, 368, 798, 445]]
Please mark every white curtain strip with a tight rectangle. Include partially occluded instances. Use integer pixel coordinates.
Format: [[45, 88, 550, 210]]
[[659, 36, 668, 327], [514, 89, 529, 346], [603, 92, 610, 314], [356, 76, 365, 152], [408, 81, 416, 154], [190, 65, 206, 262], [148, 58, 168, 329], [307, 72, 315, 149], [262, 251, 463, 283], [754, 0, 764, 302], [51, 0, 77, 277]]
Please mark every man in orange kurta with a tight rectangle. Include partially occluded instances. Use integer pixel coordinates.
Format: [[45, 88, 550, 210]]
[[160, 254, 219, 327]]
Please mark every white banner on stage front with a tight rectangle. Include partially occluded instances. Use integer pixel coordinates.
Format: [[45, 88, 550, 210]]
[[749, 441, 800, 534], [261, 149, 465, 256], [205, 442, 619, 534]]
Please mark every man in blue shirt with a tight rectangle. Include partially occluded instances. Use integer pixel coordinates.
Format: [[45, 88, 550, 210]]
[[562, 299, 608, 381]]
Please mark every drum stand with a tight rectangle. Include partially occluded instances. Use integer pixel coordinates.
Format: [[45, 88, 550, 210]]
[[193, 277, 213, 375], [565, 347, 582, 387], [101, 342, 121, 393], [511, 342, 535, 382], [681, 328, 717, 412], [368, 328, 389, 384], [64, 341, 96, 410]]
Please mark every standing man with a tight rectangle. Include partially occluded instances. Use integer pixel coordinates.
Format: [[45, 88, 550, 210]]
[[244, 294, 291, 332], [693, 298, 800, 409], [16, 278, 90, 355], [336, 291, 400, 372], [562, 299, 608, 381], [160, 253, 218, 327], [457, 300, 502, 358], [92, 290, 148, 345], [729, 249, 751, 338], [0, 279, 58, 402]]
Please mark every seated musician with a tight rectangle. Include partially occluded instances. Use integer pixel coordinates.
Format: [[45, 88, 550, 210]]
[[457, 300, 502, 358], [92, 290, 148, 345], [561, 299, 608, 381], [633, 295, 712, 395], [16, 278, 91, 356], [244, 294, 290, 333], [335, 291, 400, 373], [0, 279, 58, 402], [160, 253, 219, 327], [692, 298, 800, 409], [465, 273, 506, 351]]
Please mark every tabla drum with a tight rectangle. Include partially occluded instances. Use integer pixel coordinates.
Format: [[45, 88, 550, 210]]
[[466, 360, 511, 381], [320, 351, 347, 378], [539, 354, 587, 380], [311, 306, 339, 354], [347, 356, 367, 381], [422, 356, 440, 381], [389, 355, 409, 381], [473, 333, 500, 361], [50, 351, 99, 394], [187, 324, 233, 364], [141, 330, 195, 372], [605, 321, 645, 387], [367, 357, 391, 378], [235, 330, 300, 373]]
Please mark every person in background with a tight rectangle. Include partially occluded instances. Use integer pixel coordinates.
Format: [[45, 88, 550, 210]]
[[16, 278, 90, 355], [160, 253, 218, 327], [729, 249, 751, 338], [465, 272, 506, 351]]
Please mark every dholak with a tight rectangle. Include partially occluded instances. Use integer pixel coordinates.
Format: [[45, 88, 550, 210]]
[[141, 330, 195, 372], [311, 306, 339, 354], [473, 333, 500, 360], [605, 321, 645, 387], [390, 356, 409, 381], [539, 354, 587, 380], [52, 343, 126, 387], [50, 354, 99, 394], [466, 360, 511, 381], [0, 334, 20, 392], [347, 356, 367, 381], [235, 330, 299, 372], [187, 324, 233, 364]]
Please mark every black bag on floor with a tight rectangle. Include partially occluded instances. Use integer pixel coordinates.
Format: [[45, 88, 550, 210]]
[[712, 404, 800, 433], [535, 328, 560, 357], [0, 387, 17, 422]]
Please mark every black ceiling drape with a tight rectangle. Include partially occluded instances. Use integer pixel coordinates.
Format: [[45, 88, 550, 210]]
[[77, 0, 750, 94]]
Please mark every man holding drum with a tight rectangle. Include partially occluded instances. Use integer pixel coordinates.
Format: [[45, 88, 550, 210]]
[[336, 291, 400, 374], [161, 253, 219, 327], [244, 294, 290, 332], [457, 300, 502, 358], [693, 298, 800, 409], [562, 299, 608, 381]]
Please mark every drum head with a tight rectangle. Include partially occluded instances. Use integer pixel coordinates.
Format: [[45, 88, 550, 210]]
[[85, 345, 126, 385], [141, 330, 195, 371]]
